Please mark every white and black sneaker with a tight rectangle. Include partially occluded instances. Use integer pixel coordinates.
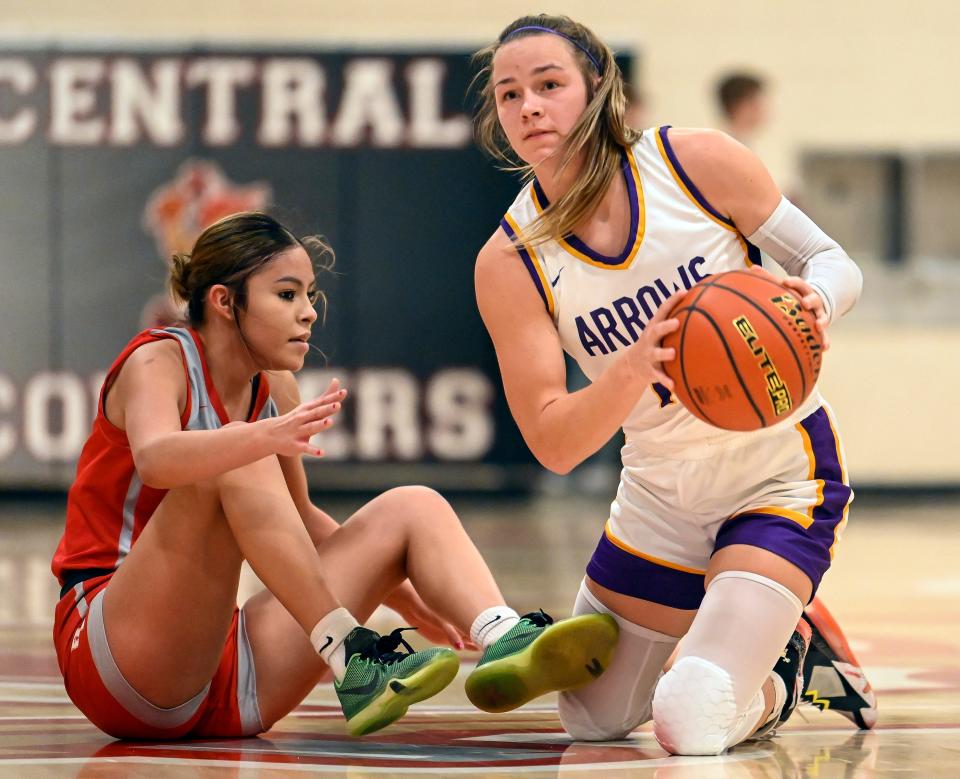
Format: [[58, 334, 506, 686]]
[[752, 616, 812, 740], [801, 598, 878, 730]]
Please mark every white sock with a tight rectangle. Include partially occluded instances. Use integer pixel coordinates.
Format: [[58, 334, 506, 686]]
[[765, 670, 788, 725], [470, 606, 520, 648], [310, 607, 359, 682]]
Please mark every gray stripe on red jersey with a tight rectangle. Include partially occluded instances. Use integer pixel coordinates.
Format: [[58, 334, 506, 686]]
[[151, 327, 221, 432], [115, 471, 142, 566], [73, 582, 88, 619]]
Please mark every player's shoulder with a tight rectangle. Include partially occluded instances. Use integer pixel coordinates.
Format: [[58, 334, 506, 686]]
[[475, 224, 531, 291], [110, 335, 186, 404], [664, 127, 769, 209], [478, 178, 537, 272], [663, 126, 749, 166], [124, 336, 182, 373], [474, 225, 547, 325], [476, 224, 515, 266]]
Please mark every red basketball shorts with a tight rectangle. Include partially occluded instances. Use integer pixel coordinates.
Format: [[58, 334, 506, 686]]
[[53, 574, 264, 739]]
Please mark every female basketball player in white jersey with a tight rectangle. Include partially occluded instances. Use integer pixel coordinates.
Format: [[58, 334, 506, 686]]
[[52, 212, 617, 740], [471, 15, 877, 754]]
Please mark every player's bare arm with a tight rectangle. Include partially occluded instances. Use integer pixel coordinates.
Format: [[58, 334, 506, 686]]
[[476, 231, 676, 474], [119, 340, 344, 489], [665, 127, 780, 235]]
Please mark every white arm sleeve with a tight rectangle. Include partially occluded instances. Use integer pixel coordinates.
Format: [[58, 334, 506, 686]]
[[746, 196, 863, 322]]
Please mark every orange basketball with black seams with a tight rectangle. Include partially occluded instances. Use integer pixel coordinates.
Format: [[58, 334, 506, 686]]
[[661, 270, 824, 431]]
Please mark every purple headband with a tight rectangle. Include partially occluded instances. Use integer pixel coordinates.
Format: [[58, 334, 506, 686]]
[[502, 25, 603, 73]]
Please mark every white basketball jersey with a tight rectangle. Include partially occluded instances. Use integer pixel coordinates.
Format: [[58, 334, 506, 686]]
[[501, 126, 821, 458]]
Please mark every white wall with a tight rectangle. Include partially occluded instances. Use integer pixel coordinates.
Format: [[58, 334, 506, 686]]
[[5, 1, 959, 186], [819, 324, 960, 485], [4, 1, 957, 485]]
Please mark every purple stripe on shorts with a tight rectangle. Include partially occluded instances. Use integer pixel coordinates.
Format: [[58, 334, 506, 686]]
[[714, 407, 851, 599], [586, 532, 705, 610], [800, 407, 853, 524], [714, 513, 827, 597]]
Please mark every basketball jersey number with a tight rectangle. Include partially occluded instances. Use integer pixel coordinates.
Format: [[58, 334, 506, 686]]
[[652, 382, 674, 408]]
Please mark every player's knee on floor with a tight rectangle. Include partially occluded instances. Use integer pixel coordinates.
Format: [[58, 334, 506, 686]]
[[652, 656, 739, 756], [558, 690, 643, 741], [556, 579, 675, 742]]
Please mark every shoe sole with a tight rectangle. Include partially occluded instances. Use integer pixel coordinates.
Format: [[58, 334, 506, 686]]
[[464, 614, 619, 714], [345, 650, 460, 737]]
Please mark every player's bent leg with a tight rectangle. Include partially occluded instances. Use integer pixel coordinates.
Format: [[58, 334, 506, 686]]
[[246, 485, 508, 729], [557, 579, 678, 741], [56, 576, 224, 740], [216, 456, 342, 633], [652, 566, 805, 755], [97, 454, 345, 719], [100, 478, 247, 710]]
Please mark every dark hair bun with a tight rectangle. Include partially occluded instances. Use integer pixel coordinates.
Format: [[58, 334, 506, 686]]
[[169, 253, 192, 302]]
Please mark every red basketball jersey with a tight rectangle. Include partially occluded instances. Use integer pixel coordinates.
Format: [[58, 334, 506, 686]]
[[51, 327, 276, 587]]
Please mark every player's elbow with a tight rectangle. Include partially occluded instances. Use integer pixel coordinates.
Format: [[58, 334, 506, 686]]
[[849, 256, 864, 306], [133, 446, 172, 489], [530, 442, 578, 475], [829, 250, 864, 319], [540, 456, 574, 476], [135, 465, 163, 489], [522, 402, 583, 474], [135, 461, 165, 490]]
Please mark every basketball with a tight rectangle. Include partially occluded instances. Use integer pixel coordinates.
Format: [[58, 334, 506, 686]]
[[661, 270, 824, 431]]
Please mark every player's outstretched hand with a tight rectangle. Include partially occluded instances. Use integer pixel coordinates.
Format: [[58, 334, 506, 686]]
[[269, 378, 347, 457], [749, 265, 831, 351], [623, 290, 683, 391], [385, 579, 471, 650]]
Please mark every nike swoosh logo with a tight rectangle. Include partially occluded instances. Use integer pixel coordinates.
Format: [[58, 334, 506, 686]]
[[585, 658, 604, 678], [478, 615, 501, 633], [345, 673, 385, 698], [550, 267, 564, 287], [318, 635, 333, 654]]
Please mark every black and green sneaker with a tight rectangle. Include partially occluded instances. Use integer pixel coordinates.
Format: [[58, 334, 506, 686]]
[[335, 626, 460, 737], [464, 610, 618, 713]]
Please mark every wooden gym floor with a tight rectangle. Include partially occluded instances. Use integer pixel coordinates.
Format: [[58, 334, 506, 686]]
[[0, 492, 956, 777]]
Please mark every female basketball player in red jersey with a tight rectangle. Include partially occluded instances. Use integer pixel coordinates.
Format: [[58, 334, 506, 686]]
[[51, 212, 617, 740], [470, 15, 877, 754]]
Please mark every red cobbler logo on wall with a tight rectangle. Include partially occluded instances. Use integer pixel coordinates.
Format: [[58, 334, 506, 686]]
[[139, 160, 271, 327]]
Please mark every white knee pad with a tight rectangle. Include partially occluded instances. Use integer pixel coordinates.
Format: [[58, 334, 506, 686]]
[[558, 580, 678, 741], [652, 656, 764, 755], [652, 570, 803, 755]]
